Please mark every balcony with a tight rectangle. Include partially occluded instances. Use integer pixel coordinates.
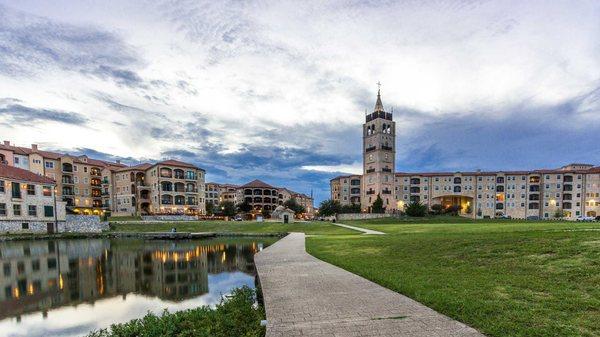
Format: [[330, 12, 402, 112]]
[[529, 176, 540, 183], [496, 177, 505, 184], [382, 189, 392, 195], [366, 168, 375, 174], [382, 167, 392, 173], [350, 188, 360, 194], [562, 193, 572, 200], [410, 187, 420, 194], [366, 190, 375, 195], [62, 189, 74, 196], [496, 186, 504, 192], [410, 178, 421, 185], [90, 168, 102, 176], [91, 179, 102, 187], [62, 176, 74, 185], [563, 175, 573, 183], [496, 203, 504, 210], [102, 178, 109, 185], [62, 163, 73, 173], [563, 184, 573, 192], [529, 194, 540, 201], [381, 145, 393, 151], [365, 146, 376, 152], [529, 185, 540, 192]]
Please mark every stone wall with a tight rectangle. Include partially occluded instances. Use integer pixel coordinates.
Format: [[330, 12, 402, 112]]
[[0, 215, 108, 234], [336, 213, 391, 221], [141, 215, 198, 222], [60, 215, 108, 233]]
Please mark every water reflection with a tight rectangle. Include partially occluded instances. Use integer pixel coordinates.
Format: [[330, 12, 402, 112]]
[[0, 238, 269, 337]]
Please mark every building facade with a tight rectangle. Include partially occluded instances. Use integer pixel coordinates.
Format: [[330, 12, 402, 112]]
[[330, 91, 600, 220], [205, 180, 315, 218], [1, 142, 205, 217], [0, 164, 66, 233]]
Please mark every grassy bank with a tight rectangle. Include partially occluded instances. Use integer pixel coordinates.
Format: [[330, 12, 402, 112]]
[[110, 220, 357, 235], [307, 220, 600, 337], [88, 286, 264, 337]]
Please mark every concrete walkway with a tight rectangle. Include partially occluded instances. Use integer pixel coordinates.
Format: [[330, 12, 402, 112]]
[[331, 222, 385, 234], [255, 233, 484, 337]]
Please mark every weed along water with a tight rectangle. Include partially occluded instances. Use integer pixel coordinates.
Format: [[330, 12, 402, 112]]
[[0, 237, 275, 337]]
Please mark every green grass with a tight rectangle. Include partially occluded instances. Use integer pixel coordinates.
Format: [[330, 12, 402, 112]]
[[110, 220, 357, 235], [307, 220, 600, 337], [87, 286, 264, 337]]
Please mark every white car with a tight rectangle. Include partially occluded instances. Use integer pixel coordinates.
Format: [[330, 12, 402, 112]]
[[576, 216, 596, 222]]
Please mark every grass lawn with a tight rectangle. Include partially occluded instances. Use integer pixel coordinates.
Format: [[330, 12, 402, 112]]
[[110, 220, 358, 235], [306, 219, 600, 337]]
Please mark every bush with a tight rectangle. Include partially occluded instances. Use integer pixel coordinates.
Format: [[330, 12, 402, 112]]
[[340, 203, 361, 213], [87, 286, 264, 337], [430, 204, 443, 215], [405, 201, 427, 217], [446, 205, 462, 216], [371, 195, 385, 213]]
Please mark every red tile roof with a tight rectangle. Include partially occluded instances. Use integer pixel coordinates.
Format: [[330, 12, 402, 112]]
[[155, 159, 201, 170], [116, 163, 153, 172], [0, 164, 56, 184], [240, 179, 276, 189]]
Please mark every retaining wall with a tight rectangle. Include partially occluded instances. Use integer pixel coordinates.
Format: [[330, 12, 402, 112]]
[[0, 215, 108, 234], [336, 213, 391, 221]]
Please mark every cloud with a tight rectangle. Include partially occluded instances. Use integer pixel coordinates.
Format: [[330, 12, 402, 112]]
[[0, 102, 88, 125], [0, 4, 142, 87]]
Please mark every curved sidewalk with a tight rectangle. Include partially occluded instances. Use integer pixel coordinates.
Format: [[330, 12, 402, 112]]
[[255, 233, 484, 337]]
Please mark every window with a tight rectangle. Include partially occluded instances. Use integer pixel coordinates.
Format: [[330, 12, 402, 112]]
[[13, 204, 21, 216], [27, 184, 35, 195], [43, 186, 52, 196], [28, 205, 37, 216], [45, 161, 54, 169], [44, 206, 54, 217], [12, 182, 21, 198], [0, 203, 5, 216], [84, 167, 88, 173], [0, 180, 4, 193], [21, 223, 28, 230]]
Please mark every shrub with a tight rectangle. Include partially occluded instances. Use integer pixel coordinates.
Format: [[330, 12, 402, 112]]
[[405, 201, 427, 217], [340, 203, 361, 213], [430, 204, 443, 215], [446, 205, 462, 216], [87, 286, 264, 337], [319, 199, 341, 216]]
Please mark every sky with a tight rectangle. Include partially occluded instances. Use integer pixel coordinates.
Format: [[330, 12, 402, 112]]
[[0, 0, 599, 203]]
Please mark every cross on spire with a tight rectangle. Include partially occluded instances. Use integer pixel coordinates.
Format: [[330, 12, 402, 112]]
[[374, 82, 384, 112]]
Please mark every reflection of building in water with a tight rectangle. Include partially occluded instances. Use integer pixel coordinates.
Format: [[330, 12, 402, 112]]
[[0, 239, 261, 321]]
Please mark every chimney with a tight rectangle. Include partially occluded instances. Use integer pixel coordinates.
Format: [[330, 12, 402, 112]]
[[3, 141, 9, 146], [31, 144, 38, 151]]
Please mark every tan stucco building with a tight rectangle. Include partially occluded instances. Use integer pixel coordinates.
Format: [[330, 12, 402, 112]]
[[330, 91, 600, 220]]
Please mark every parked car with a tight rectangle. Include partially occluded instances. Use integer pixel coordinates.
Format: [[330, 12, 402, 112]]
[[576, 216, 595, 222], [498, 215, 512, 219], [233, 215, 243, 221]]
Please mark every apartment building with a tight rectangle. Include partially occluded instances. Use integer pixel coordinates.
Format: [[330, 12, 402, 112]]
[[0, 164, 66, 233], [109, 160, 206, 216], [205, 180, 315, 218], [330, 90, 600, 220], [0, 141, 125, 215], [0, 142, 205, 217]]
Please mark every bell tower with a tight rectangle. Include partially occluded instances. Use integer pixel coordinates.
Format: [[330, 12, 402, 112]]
[[362, 85, 396, 212]]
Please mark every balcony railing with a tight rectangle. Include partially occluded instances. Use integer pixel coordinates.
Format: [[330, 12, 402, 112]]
[[382, 190, 392, 195], [382, 168, 392, 173], [366, 168, 375, 173], [563, 184, 573, 191], [366, 190, 375, 195], [365, 146, 376, 152]]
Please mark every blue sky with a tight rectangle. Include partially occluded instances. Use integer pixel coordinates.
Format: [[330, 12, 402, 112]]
[[0, 1, 599, 203]]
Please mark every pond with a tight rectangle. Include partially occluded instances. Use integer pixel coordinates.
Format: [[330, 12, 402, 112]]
[[0, 237, 276, 337]]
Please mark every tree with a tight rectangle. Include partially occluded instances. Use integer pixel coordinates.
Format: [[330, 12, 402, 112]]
[[205, 202, 214, 216], [404, 201, 427, 217], [554, 209, 565, 219], [218, 201, 236, 217], [261, 208, 271, 218], [340, 203, 361, 213], [318, 199, 340, 217], [284, 198, 306, 215], [371, 194, 384, 213], [236, 200, 253, 213]]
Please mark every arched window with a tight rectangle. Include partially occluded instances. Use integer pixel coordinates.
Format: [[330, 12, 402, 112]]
[[453, 177, 461, 184], [174, 182, 185, 192], [175, 195, 185, 205], [161, 181, 173, 191], [382, 123, 387, 133], [174, 169, 184, 179], [161, 194, 173, 205], [453, 186, 461, 193]]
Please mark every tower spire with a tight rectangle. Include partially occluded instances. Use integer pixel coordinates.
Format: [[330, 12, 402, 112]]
[[374, 82, 384, 112]]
